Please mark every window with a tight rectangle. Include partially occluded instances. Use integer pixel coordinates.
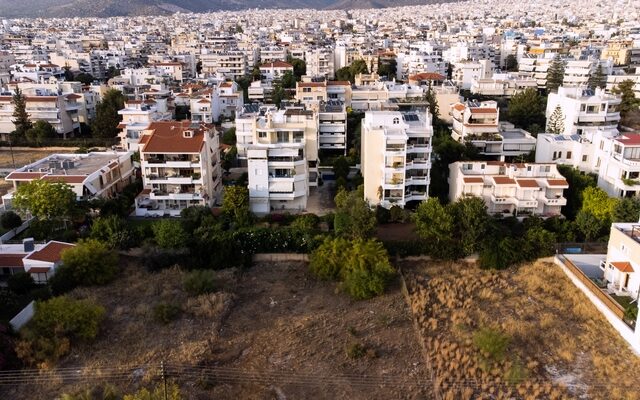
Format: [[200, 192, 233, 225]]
[[600, 103, 606, 112], [527, 166, 532, 172], [481, 164, 485, 170], [393, 117, 400, 125], [566, 151, 572, 159], [258, 132, 267, 138], [586, 105, 598, 114], [596, 157, 601, 168], [552, 151, 557, 160], [542, 165, 551, 173], [580, 104, 586, 112], [303, 87, 311, 93], [614, 144, 622, 154], [582, 155, 588, 162], [600, 141, 604, 150]]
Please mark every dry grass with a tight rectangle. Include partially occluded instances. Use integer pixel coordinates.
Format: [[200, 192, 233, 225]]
[[405, 260, 640, 400]]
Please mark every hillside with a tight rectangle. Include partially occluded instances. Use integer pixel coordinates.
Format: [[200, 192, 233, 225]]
[[0, 0, 461, 18]]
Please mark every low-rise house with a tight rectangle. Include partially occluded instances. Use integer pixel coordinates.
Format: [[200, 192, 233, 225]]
[[0, 239, 75, 285], [451, 100, 500, 143], [2, 151, 135, 208], [448, 161, 569, 217], [135, 121, 221, 216]]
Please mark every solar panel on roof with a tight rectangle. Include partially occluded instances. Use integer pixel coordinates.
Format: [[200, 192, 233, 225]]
[[404, 114, 419, 121]]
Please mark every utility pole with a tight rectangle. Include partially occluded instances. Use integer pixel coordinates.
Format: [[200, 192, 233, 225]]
[[161, 361, 168, 400]]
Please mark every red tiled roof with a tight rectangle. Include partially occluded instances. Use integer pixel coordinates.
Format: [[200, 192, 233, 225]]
[[327, 81, 350, 86], [0, 254, 24, 268], [517, 179, 540, 188], [615, 134, 640, 146], [298, 82, 325, 88], [25, 241, 75, 263], [117, 123, 127, 129], [5, 172, 46, 181], [493, 176, 516, 185], [611, 261, 634, 273], [260, 61, 293, 69], [28, 267, 51, 273], [470, 108, 498, 113], [42, 175, 87, 184], [463, 177, 484, 184], [547, 178, 569, 187], [409, 72, 446, 81], [66, 93, 82, 99], [452, 103, 465, 112], [141, 121, 206, 153]]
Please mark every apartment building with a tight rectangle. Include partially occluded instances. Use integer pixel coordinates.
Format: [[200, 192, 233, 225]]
[[248, 80, 274, 103], [470, 73, 538, 97], [135, 121, 221, 216], [519, 56, 613, 89], [602, 223, 640, 303], [305, 48, 335, 79], [318, 100, 347, 154], [452, 60, 493, 90], [151, 62, 185, 82], [545, 86, 621, 137], [2, 151, 135, 208], [361, 110, 433, 209], [259, 61, 293, 81], [200, 51, 247, 79], [606, 73, 640, 99], [0, 92, 80, 139], [396, 51, 447, 80], [213, 81, 244, 121], [448, 161, 568, 217], [450, 100, 499, 142], [260, 46, 288, 63], [244, 107, 319, 214], [117, 99, 172, 151]]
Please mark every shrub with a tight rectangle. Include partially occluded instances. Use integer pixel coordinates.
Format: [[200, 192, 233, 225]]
[[123, 382, 182, 400], [309, 237, 351, 280], [152, 220, 189, 249], [152, 302, 181, 324], [473, 327, 510, 361], [183, 270, 218, 296], [61, 384, 120, 400], [7, 272, 35, 295], [388, 205, 407, 223], [290, 214, 320, 232], [0, 211, 22, 230], [346, 342, 365, 359], [16, 296, 105, 367], [48, 265, 79, 296], [61, 239, 119, 286], [90, 215, 136, 250], [375, 206, 390, 224]]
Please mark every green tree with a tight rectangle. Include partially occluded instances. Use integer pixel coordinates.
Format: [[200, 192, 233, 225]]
[[90, 215, 136, 250], [61, 239, 119, 286], [123, 382, 182, 400], [413, 197, 453, 246], [335, 66, 352, 82], [507, 88, 546, 134], [377, 58, 397, 78], [74, 73, 95, 85], [334, 186, 376, 239], [557, 165, 597, 220], [272, 84, 286, 107], [13, 180, 76, 220], [335, 59, 369, 83], [309, 237, 351, 280], [546, 54, 565, 92], [11, 87, 31, 137], [222, 127, 237, 145], [222, 145, 237, 173], [0, 211, 22, 230], [222, 185, 252, 227], [450, 196, 489, 256], [546, 105, 565, 134], [332, 156, 350, 181], [575, 210, 608, 241], [479, 236, 520, 270], [25, 120, 57, 144], [504, 54, 518, 72], [522, 226, 557, 260], [423, 84, 440, 123], [611, 80, 640, 126], [581, 186, 618, 222], [613, 197, 640, 222], [92, 89, 125, 138], [289, 58, 306, 79], [281, 70, 296, 88], [587, 64, 606, 90], [340, 239, 395, 300], [152, 219, 189, 249]]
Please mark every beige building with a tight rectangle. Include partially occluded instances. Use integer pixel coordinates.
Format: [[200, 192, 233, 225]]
[[361, 110, 433, 209]]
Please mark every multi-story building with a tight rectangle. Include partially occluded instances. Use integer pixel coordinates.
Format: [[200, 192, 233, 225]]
[[448, 161, 569, 217], [117, 99, 172, 151], [213, 81, 244, 121], [545, 86, 621, 137], [259, 61, 293, 81], [135, 121, 222, 216], [519, 56, 613, 89], [244, 107, 319, 214], [305, 48, 335, 79], [2, 151, 135, 208], [200, 51, 247, 79], [452, 60, 493, 90], [317, 100, 347, 154], [470, 73, 538, 97], [361, 110, 433, 209], [451, 100, 499, 143]]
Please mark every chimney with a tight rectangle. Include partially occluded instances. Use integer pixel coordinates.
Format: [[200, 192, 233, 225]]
[[23, 238, 35, 253]]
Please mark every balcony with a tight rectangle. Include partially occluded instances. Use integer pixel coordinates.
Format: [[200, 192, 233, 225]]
[[513, 198, 539, 208], [491, 194, 515, 205], [542, 196, 567, 206]]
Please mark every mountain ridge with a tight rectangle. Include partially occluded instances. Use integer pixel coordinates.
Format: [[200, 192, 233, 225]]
[[0, 0, 459, 18]]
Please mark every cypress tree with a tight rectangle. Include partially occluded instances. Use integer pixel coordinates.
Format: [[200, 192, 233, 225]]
[[545, 54, 565, 93], [11, 88, 31, 137], [587, 64, 606, 90], [547, 105, 565, 134]]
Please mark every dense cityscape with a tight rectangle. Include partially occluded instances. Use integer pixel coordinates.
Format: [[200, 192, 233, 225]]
[[0, 0, 639, 398]]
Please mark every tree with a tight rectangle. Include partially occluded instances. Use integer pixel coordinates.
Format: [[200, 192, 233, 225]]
[[546, 54, 565, 92], [450, 196, 489, 256], [507, 88, 546, 134], [73, 73, 95, 85], [332, 156, 350, 181], [413, 197, 453, 245], [90, 215, 136, 250], [335, 59, 369, 83], [92, 89, 125, 138], [0, 211, 22, 230], [7, 272, 35, 295], [575, 210, 608, 241], [504, 54, 518, 72], [423, 84, 440, 123], [222, 127, 236, 145], [152, 219, 189, 249], [378, 58, 397, 78], [123, 382, 182, 400], [272, 84, 286, 107], [106, 66, 120, 80], [222, 185, 252, 227], [288, 57, 306, 79], [334, 186, 376, 239], [479, 236, 520, 270], [335, 66, 353, 82], [281, 70, 296, 88], [587, 64, 606, 90], [61, 239, 119, 286], [612, 80, 640, 126], [222, 146, 237, 172], [309, 237, 350, 280], [613, 197, 640, 222], [11, 87, 31, 137], [557, 165, 597, 220], [546, 105, 565, 134], [13, 180, 76, 220], [340, 239, 395, 300], [581, 186, 618, 223], [25, 120, 57, 144]]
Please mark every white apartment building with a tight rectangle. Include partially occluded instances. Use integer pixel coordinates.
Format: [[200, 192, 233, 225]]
[[318, 100, 347, 154], [0, 91, 80, 139], [519, 56, 613, 89], [536, 131, 640, 199], [3, 151, 135, 208], [117, 99, 172, 151], [396, 51, 447, 80], [361, 110, 433, 209], [602, 223, 640, 305], [200, 51, 247, 79], [305, 48, 335, 79], [606, 73, 640, 99], [248, 80, 274, 103], [470, 73, 538, 97], [545, 86, 621, 137], [213, 81, 244, 121], [244, 107, 319, 214], [448, 161, 569, 217], [452, 60, 494, 90], [260, 46, 288, 63], [451, 100, 499, 142], [135, 121, 222, 217], [259, 61, 293, 81]]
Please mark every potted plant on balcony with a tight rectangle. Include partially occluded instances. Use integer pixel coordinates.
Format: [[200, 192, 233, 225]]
[[191, 172, 201, 180]]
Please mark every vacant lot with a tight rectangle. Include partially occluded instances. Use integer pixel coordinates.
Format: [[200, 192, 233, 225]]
[[1, 260, 431, 399], [405, 260, 640, 400], [0, 150, 73, 170]]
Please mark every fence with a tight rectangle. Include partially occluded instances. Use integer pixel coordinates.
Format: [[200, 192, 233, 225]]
[[9, 301, 35, 331], [556, 242, 608, 254], [0, 218, 33, 243]]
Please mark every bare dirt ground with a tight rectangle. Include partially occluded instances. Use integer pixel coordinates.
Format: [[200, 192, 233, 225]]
[[0, 260, 431, 399], [404, 259, 640, 400], [0, 150, 73, 169], [205, 262, 431, 400]]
